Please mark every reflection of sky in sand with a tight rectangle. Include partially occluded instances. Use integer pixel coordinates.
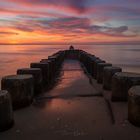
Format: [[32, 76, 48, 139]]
[[46, 61, 96, 97], [44, 99, 80, 113], [38, 97, 112, 134]]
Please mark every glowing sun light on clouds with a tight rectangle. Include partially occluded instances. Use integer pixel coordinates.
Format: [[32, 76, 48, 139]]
[[0, 0, 140, 44]]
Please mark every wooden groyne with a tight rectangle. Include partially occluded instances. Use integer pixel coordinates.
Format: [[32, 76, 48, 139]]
[[0, 46, 140, 133]]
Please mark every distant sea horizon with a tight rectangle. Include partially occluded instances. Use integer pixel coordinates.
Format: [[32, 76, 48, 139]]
[[0, 41, 140, 46]]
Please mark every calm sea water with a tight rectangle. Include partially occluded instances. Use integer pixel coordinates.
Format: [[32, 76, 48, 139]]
[[0, 44, 140, 86]]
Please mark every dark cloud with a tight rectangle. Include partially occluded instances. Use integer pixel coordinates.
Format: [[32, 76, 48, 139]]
[[0, 31, 18, 35], [15, 24, 34, 32], [107, 26, 128, 33], [68, 0, 86, 13], [2, 15, 135, 38], [34, 17, 133, 37], [9, 0, 87, 13], [41, 17, 90, 29], [105, 6, 140, 16]]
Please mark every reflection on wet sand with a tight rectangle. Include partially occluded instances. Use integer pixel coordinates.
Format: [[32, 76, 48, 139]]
[[1, 59, 140, 140], [36, 60, 100, 99]]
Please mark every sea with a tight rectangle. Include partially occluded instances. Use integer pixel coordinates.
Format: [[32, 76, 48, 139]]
[[0, 44, 140, 87]]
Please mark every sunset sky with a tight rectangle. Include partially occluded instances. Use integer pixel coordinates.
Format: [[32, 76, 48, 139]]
[[0, 0, 140, 44]]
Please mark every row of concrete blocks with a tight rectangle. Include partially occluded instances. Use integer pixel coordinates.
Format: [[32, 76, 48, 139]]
[[78, 50, 140, 126], [0, 51, 65, 132]]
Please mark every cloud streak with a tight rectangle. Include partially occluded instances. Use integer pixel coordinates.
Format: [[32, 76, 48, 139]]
[[0, 31, 18, 35], [0, 0, 139, 44], [27, 17, 136, 37]]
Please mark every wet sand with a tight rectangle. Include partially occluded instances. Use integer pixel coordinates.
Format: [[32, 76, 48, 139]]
[[0, 59, 140, 140]]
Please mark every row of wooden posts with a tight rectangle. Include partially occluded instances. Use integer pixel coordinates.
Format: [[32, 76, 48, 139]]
[[0, 48, 140, 132], [0, 50, 65, 132], [78, 50, 140, 126]]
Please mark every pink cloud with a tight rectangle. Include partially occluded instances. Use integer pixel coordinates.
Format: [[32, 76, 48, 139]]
[[3, 0, 87, 15]]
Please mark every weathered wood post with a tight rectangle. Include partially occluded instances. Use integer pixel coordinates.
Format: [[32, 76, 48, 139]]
[[103, 66, 122, 90], [1, 75, 34, 109], [30, 63, 49, 86], [0, 90, 14, 131], [111, 72, 140, 101], [97, 63, 112, 83], [48, 56, 57, 75], [93, 59, 105, 79], [86, 54, 94, 74], [90, 56, 99, 77], [17, 68, 42, 95], [128, 86, 140, 126]]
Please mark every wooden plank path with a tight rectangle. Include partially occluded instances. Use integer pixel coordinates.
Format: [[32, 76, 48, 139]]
[[0, 59, 140, 140]]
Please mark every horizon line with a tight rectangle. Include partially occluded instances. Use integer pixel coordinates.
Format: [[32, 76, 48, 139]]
[[0, 42, 140, 45]]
